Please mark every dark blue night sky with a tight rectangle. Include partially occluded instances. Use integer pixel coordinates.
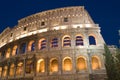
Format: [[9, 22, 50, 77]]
[[0, 0, 119, 46]]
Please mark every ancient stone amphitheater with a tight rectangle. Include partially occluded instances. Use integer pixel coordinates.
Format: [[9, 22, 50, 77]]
[[0, 6, 106, 80]]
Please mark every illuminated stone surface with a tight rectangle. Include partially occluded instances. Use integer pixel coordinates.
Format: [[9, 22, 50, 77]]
[[0, 6, 107, 80]]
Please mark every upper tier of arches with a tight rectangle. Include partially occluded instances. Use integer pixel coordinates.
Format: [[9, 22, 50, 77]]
[[0, 33, 104, 60]]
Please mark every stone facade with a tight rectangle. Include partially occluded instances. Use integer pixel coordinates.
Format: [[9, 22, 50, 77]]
[[0, 6, 106, 80]]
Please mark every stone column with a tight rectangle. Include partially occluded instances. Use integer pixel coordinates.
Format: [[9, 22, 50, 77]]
[[7, 60, 10, 79], [33, 55, 36, 76], [87, 49, 93, 80], [46, 56, 49, 75], [23, 58, 26, 76], [59, 53, 62, 75]]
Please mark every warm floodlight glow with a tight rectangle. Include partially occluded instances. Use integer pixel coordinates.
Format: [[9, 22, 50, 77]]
[[3, 66, 8, 77], [28, 31, 37, 35], [0, 67, 2, 77], [16, 62, 23, 75], [63, 57, 72, 71], [6, 48, 11, 58], [72, 24, 83, 28], [92, 56, 101, 70], [85, 24, 91, 28], [38, 28, 48, 33], [60, 26, 67, 29], [53, 26, 60, 30], [21, 34, 27, 38], [9, 39, 13, 42], [12, 45, 18, 56], [10, 64, 15, 76], [50, 59, 58, 72], [77, 57, 87, 70], [37, 59, 45, 73]]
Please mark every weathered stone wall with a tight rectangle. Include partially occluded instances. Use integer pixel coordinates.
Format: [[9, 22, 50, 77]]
[[0, 6, 106, 80]]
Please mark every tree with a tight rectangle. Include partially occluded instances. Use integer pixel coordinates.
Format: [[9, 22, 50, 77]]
[[104, 44, 119, 80], [115, 48, 120, 76]]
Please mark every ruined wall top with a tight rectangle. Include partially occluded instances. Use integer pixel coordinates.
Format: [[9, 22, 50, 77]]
[[0, 6, 99, 48]]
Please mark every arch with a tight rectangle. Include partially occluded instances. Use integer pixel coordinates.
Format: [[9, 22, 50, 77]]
[[76, 35, 84, 46], [28, 40, 35, 51], [25, 60, 33, 74], [12, 45, 18, 56], [63, 57, 72, 71], [39, 38, 47, 50], [2, 66, 8, 77], [6, 48, 11, 58], [77, 56, 87, 70], [50, 58, 58, 72], [20, 43, 26, 54], [37, 59, 45, 73], [9, 63, 15, 76], [89, 35, 96, 45], [92, 56, 101, 70], [62, 35, 71, 47], [51, 38, 58, 48], [2, 51, 5, 58], [16, 62, 23, 75]]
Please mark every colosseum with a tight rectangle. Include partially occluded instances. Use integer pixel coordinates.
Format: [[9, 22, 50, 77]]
[[0, 6, 107, 80]]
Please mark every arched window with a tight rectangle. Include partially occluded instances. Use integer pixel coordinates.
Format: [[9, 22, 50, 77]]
[[6, 48, 11, 58], [92, 56, 101, 70], [28, 40, 35, 51], [2, 66, 8, 77], [63, 57, 72, 71], [37, 59, 45, 73], [76, 36, 84, 46], [89, 36, 96, 45], [50, 59, 58, 72], [12, 45, 18, 56], [77, 57, 87, 70], [20, 43, 26, 54], [39, 38, 47, 50], [16, 62, 23, 75], [2, 51, 5, 58], [63, 35, 71, 47], [0, 67, 2, 77], [51, 38, 58, 48], [9, 64, 15, 76], [25, 60, 33, 74]]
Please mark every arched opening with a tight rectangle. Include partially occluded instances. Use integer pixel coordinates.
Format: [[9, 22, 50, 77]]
[[50, 58, 58, 72], [89, 36, 96, 45], [6, 48, 11, 58], [20, 43, 26, 54], [63, 35, 71, 47], [92, 56, 101, 70], [77, 56, 87, 70], [16, 62, 23, 75], [28, 40, 35, 51], [9, 64, 15, 76], [39, 38, 47, 50], [51, 38, 58, 48], [2, 66, 8, 77], [2, 51, 5, 58], [25, 60, 33, 74], [63, 57, 72, 71], [76, 35, 84, 46], [12, 45, 18, 56], [37, 59, 45, 73]]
